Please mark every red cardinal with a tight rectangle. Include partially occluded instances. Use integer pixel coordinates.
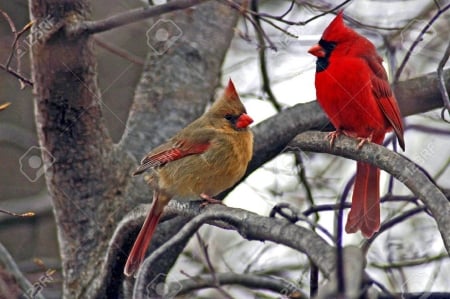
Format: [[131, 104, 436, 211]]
[[308, 12, 405, 238], [124, 79, 254, 276]]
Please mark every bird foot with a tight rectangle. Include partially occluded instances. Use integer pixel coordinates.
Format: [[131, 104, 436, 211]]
[[356, 133, 373, 149], [326, 131, 341, 147], [200, 193, 223, 207]]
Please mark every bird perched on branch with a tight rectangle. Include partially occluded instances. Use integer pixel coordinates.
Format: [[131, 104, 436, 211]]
[[124, 79, 254, 276], [308, 11, 405, 238]]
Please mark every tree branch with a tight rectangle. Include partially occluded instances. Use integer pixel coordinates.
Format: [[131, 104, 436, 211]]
[[69, 0, 210, 36], [132, 201, 335, 296], [288, 131, 450, 255], [175, 272, 307, 297], [0, 243, 45, 299]]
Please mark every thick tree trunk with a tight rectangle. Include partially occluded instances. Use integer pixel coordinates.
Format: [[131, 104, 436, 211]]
[[29, 1, 134, 297]]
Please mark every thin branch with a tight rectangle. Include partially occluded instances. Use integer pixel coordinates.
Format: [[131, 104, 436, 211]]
[[0, 102, 11, 111], [225, 0, 352, 27], [289, 131, 450, 255], [437, 39, 450, 122], [361, 206, 427, 254], [0, 64, 33, 86], [0, 9, 33, 87], [303, 202, 351, 216], [293, 151, 319, 298], [175, 272, 307, 297], [0, 208, 34, 217], [70, 0, 210, 36], [135, 201, 335, 290], [301, 195, 423, 217], [0, 243, 46, 299], [269, 202, 335, 243], [336, 175, 354, 295], [251, 0, 282, 111], [5, 21, 33, 70], [294, 152, 317, 221], [93, 37, 145, 66], [195, 234, 234, 299], [371, 252, 449, 270], [394, 3, 450, 82]]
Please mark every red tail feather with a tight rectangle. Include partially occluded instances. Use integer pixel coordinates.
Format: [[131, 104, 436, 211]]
[[124, 192, 168, 276], [345, 161, 380, 238]]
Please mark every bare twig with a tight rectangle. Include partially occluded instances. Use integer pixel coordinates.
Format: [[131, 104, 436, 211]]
[[301, 195, 423, 217], [335, 177, 354, 295], [225, 0, 352, 27], [437, 40, 450, 122], [0, 102, 11, 111], [5, 21, 34, 70], [93, 37, 145, 66], [0, 10, 33, 87], [71, 0, 209, 36], [269, 202, 335, 242], [0, 243, 46, 299], [361, 206, 426, 254], [394, 3, 450, 82], [0, 208, 34, 217], [292, 150, 319, 298], [195, 234, 234, 299], [0, 64, 33, 86], [176, 272, 307, 297], [371, 252, 449, 269], [251, 0, 282, 111]]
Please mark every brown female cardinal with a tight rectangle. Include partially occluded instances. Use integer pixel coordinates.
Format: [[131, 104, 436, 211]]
[[124, 79, 254, 276], [308, 12, 405, 238]]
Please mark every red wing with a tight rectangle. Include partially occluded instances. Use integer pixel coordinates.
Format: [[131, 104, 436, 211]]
[[365, 54, 405, 150], [133, 140, 210, 176]]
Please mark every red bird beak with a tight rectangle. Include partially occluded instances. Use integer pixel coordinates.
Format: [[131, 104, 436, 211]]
[[236, 113, 253, 129], [308, 44, 326, 58]]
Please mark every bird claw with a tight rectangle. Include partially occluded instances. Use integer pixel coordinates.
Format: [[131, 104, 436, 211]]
[[356, 133, 373, 149], [327, 130, 373, 149], [200, 193, 223, 207], [326, 131, 341, 147]]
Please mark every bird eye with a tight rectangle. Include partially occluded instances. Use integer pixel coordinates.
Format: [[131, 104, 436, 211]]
[[224, 114, 233, 121]]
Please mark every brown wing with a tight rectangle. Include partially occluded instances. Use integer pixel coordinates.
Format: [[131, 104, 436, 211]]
[[133, 138, 211, 176]]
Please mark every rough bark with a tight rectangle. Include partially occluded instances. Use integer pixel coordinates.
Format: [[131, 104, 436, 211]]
[[29, 1, 134, 298]]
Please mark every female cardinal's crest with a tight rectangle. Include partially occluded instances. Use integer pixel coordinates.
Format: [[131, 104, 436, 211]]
[[225, 79, 239, 101]]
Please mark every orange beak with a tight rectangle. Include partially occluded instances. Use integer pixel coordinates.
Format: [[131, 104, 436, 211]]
[[236, 113, 253, 129], [308, 44, 326, 58]]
